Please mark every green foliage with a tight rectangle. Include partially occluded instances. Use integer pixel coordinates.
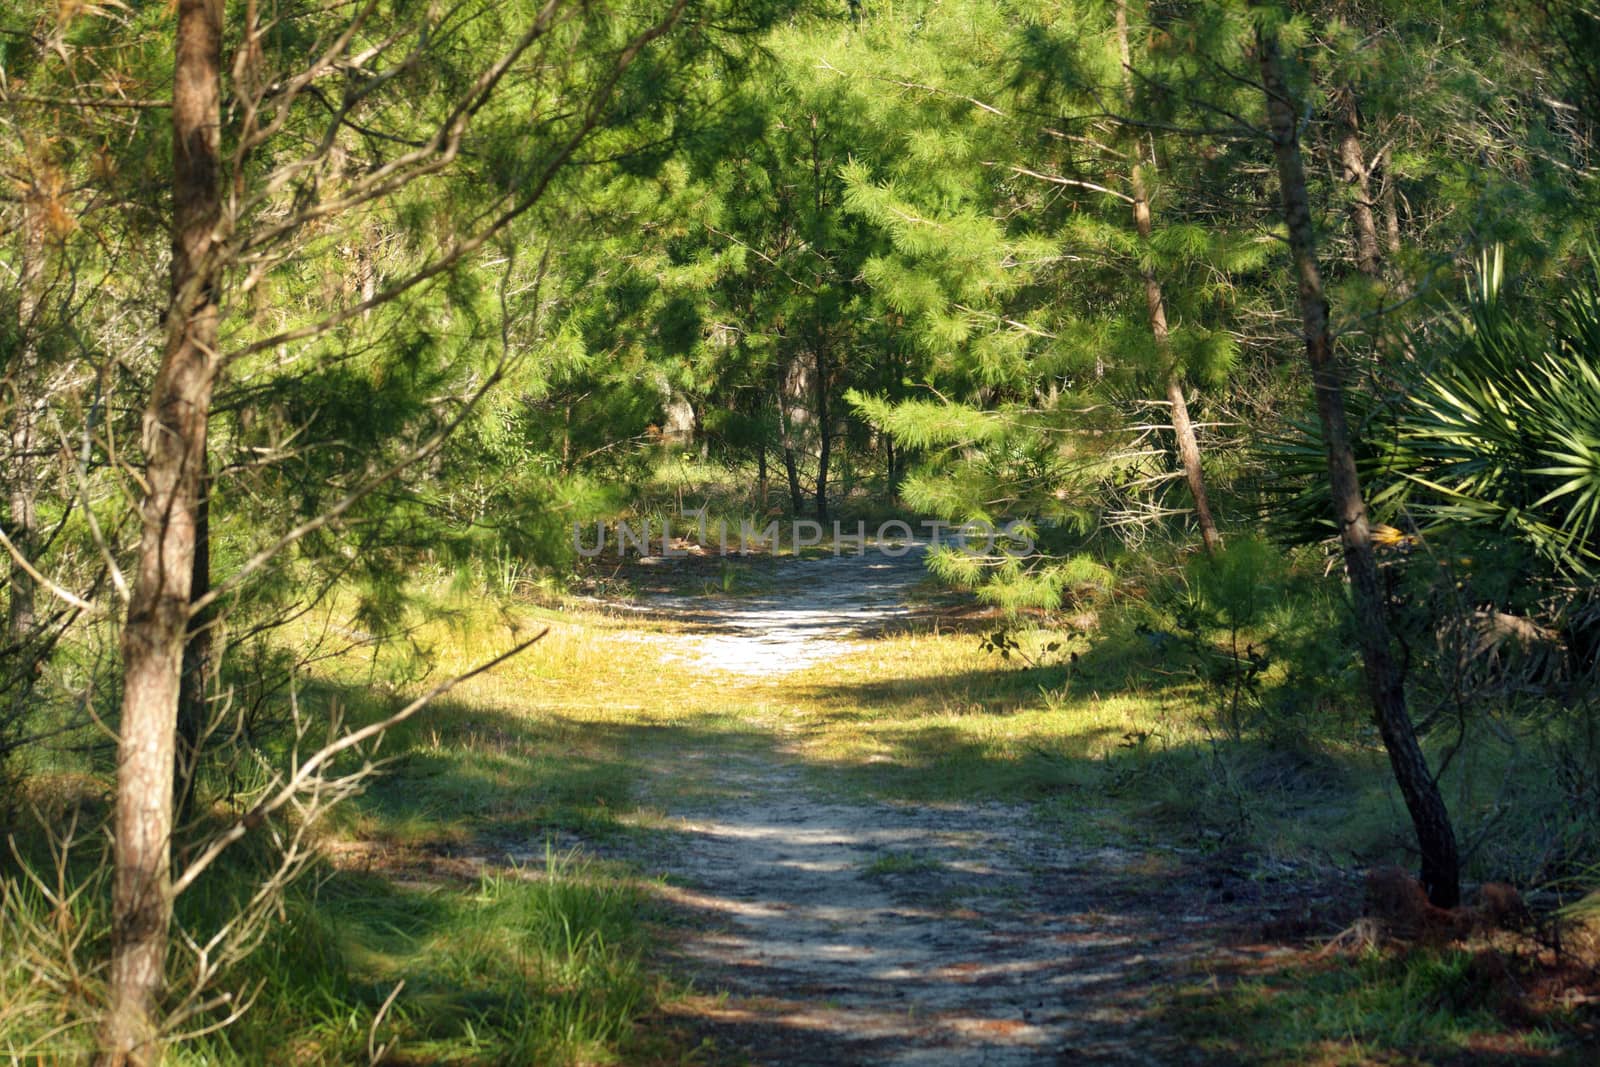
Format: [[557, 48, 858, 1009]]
[[1185, 537, 1285, 635], [846, 392, 1007, 449], [1167, 539, 1282, 740], [0, 834, 665, 1063], [6, 0, 1600, 1055], [932, 543, 1112, 613], [1262, 247, 1600, 585], [1171, 945, 1570, 1063], [1401, 247, 1600, 576]]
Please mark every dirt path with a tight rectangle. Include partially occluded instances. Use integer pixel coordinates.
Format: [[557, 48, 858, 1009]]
[[646, 761, 1229, 1065], [614, 549, 1235, 1065], [631, 544, 929, 674]]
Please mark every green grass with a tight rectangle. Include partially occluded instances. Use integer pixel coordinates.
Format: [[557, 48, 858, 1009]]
[[1166, 946, 1580, 1065], [0, 589, 756, 1065], [181, 850, 671, 1065], [2, 826, 693, 1065], [4, 559, 1596, 1063]]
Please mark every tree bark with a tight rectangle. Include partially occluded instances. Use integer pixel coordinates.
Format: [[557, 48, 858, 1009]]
[[1258, 24, 1459, 908], [102, 0, 224, 1059], [176, 462, 212, 827], [807, 114, 831, 524], [1379, 151, 1403, 259], [1116, 1, 1220, 555], [7, 198, 43, 655], [782, 444, 803, 515], [756, 431, 768, 509], [1337, 94, 1414, 373], [4, 201, 44, 753], [7, 459, 37, 643], [778, 355, 808, 514], [1334, 87, 1383, 280], [814, 341, 829, 522], [885, 437, 897, 501], [1375, 147, 1418, 307]]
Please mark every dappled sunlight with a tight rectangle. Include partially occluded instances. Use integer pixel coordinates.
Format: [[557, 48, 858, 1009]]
[[275, 551, 1593, 1063], [9, 0, 1597, 1060], [637, 774, 1211, 1063], [620, 544, 930, 675]]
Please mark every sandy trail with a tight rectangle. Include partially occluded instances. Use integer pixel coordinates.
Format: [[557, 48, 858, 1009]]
[[629, 543, 929, 674], [644, 761, 1217, 1065], [614, 549, 1225, 1065]]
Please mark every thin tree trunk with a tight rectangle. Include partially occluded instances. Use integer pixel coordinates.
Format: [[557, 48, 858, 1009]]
[[7, 196, 43, 656], [808, 114, 831, 524], [1116, 1, 1220, 555], [777, 356, 807, 514], [756, 432, 768, 509], [1162, 375, 1218, 552], [7, 466, 36, 643], [1375, 146, 1417, 305], [4, 202, 48, 757], [782, 447, 802, 514], [1379, 151, 1403, 259], [176, 462, 212, 826], [814, 342, 829, 522], [885, 347, 904, 501], [561, 402, 573, 472], [102, 0, 223, 1059], [1337, 94, 1414, 374], [1334, 87, 1383, 280], [1258, 25, 1459, 908]]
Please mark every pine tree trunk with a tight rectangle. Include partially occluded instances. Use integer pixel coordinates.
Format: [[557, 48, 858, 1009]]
[[7, 467, 36, 644], [1334, 88, 1383, 280], [7, 198, 43, 659], [1163, 374, 1218, 552], [814, 341, 829, 522], [1380, 153, 1403, 259], [102, 0, 223, 1059], [561, 402, 573, 472], [782, 445, 802, 515], [176, 463, 212, 826], [757, 434, 768, 508], [1258, 24, 1460, 908], [1374, 148, 1419, 312], [778, 356, 808, 514], [1116, 1, 1220, 555], [1337, 92, 1414, 371], [807, 114, 830, 525]]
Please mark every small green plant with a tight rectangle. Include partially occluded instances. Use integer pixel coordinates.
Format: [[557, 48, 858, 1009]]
[[978, 627, 1066, 669], [1169, 538, 1284, 741]]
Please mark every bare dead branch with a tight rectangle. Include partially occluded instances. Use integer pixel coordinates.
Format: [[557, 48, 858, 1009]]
[[171, 627, 549, 897]]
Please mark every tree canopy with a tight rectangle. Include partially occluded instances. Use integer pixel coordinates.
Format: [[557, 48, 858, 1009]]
[[3, 0, 1599, 1059]]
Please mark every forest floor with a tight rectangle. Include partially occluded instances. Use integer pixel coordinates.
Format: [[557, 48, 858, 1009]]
[[201, 541, 1598, 1064], [7, 523, 1593, 1061], [570, 546, 1302, 1064]]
